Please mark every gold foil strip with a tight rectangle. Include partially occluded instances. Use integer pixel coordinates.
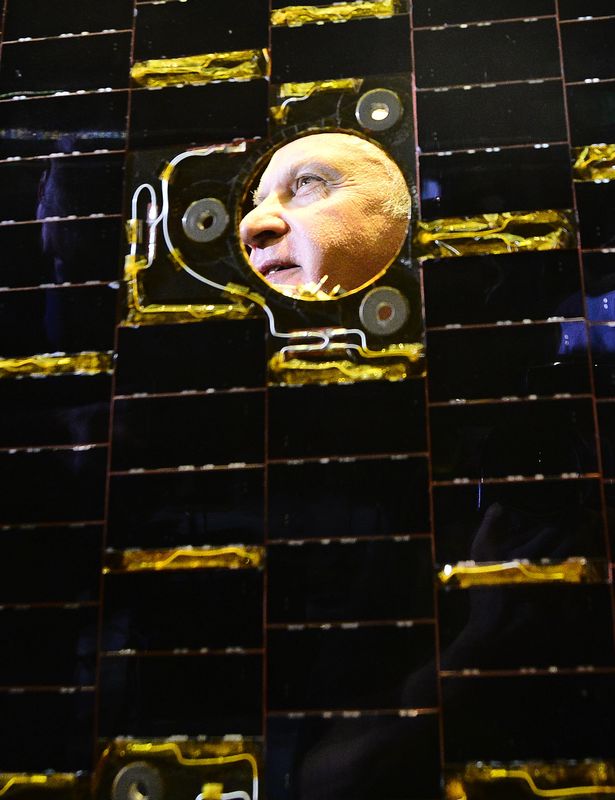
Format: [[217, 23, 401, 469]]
[[446, 762, 615, 799], [271, 78, 363, 124], [123, 255, 255, 326], [272, 0, 398, 27], [438, 557, 599, 589], [573, 144, 615, 182], [104, 546, 266, 574], [0, 774, 84, 798], [94, 739, 259, 798], [413, 210, 576, 260], [131, 48, 270, 88], [0, 352, 113, 378], [269, 342, 424, 384]]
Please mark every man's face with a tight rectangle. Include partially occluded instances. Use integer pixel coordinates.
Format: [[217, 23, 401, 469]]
[[239, 133, 408, 294]]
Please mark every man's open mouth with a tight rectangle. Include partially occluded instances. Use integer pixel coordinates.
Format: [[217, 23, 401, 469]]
[[257, 261, 301, 279]]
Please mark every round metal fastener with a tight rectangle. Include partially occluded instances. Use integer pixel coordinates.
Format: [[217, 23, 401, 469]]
[[359, 286, 410, 335], [182, 197, 229, 243], [111, 762, 164, 800], [355, 89, 403, 131]]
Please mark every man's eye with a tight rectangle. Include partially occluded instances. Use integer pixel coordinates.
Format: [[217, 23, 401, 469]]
[[294, 174, 324, 193]]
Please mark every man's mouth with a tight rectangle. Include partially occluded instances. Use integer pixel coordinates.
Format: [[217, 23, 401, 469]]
[[256, 260, 301, 280]]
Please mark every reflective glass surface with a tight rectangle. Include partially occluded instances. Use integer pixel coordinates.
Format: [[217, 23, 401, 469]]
[[267, 625, 437, 711], [116, 321, 266, 394], [99, 654, 262, 736], [577, 181, 615, 249], [0, 218, 123, 288], [567, 82, 615, 145], [431, 399, 597, 480], [268, 457, 430, 539], [423, 251, 583, 327], [428, 322, 590, 401], [3, 0, 133, 39], [420, 145, 573, 218], [0, 524, 102, 604], [433, 478, 606, 565], [559, 0, 615, 17], [414, 20, 560, 88], [417, 81, 567, 152], [561, 19, 615, 81], [107, 468, 264, 549], [111, 393, 265, 470], [413, 0, 554, 26], [267, 539, 434, 623], [268, 381, 426, 459]]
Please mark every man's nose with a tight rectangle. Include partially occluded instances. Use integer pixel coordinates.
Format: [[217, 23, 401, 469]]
[[239, 196, 289, 251]]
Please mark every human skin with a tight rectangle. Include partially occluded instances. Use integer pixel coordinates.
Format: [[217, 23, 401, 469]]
[[239, 133, 408, 294]]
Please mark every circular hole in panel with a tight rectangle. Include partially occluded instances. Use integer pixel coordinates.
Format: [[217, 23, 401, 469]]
[[238, 131, 410, 301]]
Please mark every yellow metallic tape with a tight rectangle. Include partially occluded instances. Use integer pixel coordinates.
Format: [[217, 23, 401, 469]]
[[438, 557, 598, 588], [573, 144, 615, 182], [269, 342, 424, 384], [0, 774, 80, 798], [446, 762, 615, 799], [271, 78, 363, 124], [104, 546, 265, 573], [122, 255, 255, 326], [131, 48, 270, 88], [272, 0, 397, 27], [202, 785, 224, 800], [413, 209, 576, 260], [0, 352, 112, 378]]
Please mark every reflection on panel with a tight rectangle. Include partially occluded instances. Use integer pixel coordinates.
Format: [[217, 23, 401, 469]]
[[420, 147, 573, 219], [412, 0, 554, 26], [0, 155, 124, 222], [103, 571, 263, 652], [414, 210, 576, 260], [442, 674, 615, 761], [268, 380, 426, 458], [0, 35, 132, 97], [267, 538, 433, 623], [111, 393, 265, 471], [267, 714, 441, 800], [439, 584, 615, 670], [99, 655, 262, 736], [445, 761, 615, 800], [0, 524, 102, 604], [561, 18, 615, 82], [3, 0, 133, 39], [577, 181, 615, 249], [584, 253, 615, 321], [567, 82, 615, 146], [271, 16, 411, 82], [115, 320, 266, 394], [268, 625, 437, 710], [133, 0, 269, 61], [0, 375, 111, 447], [591, 326, 615, 397], [423, 251, 583, 327], [417, 82, 567, 152], [0, 286, 118, 358], [0, 692, 94, 771], [414, 20, 559, 88], [428, 322, 590, 402], [268, 456, 430, 538], [129, 80, 269, 148], [0, 218, 122, 289], [431, 399, 597, 481], [433, 479, 606, 566], [598, 403, 615, 478], [0, 92, 128, 159], [0, 449, 107, 524], [107, 468, 264, 549], [0, 606, 98, 686]]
